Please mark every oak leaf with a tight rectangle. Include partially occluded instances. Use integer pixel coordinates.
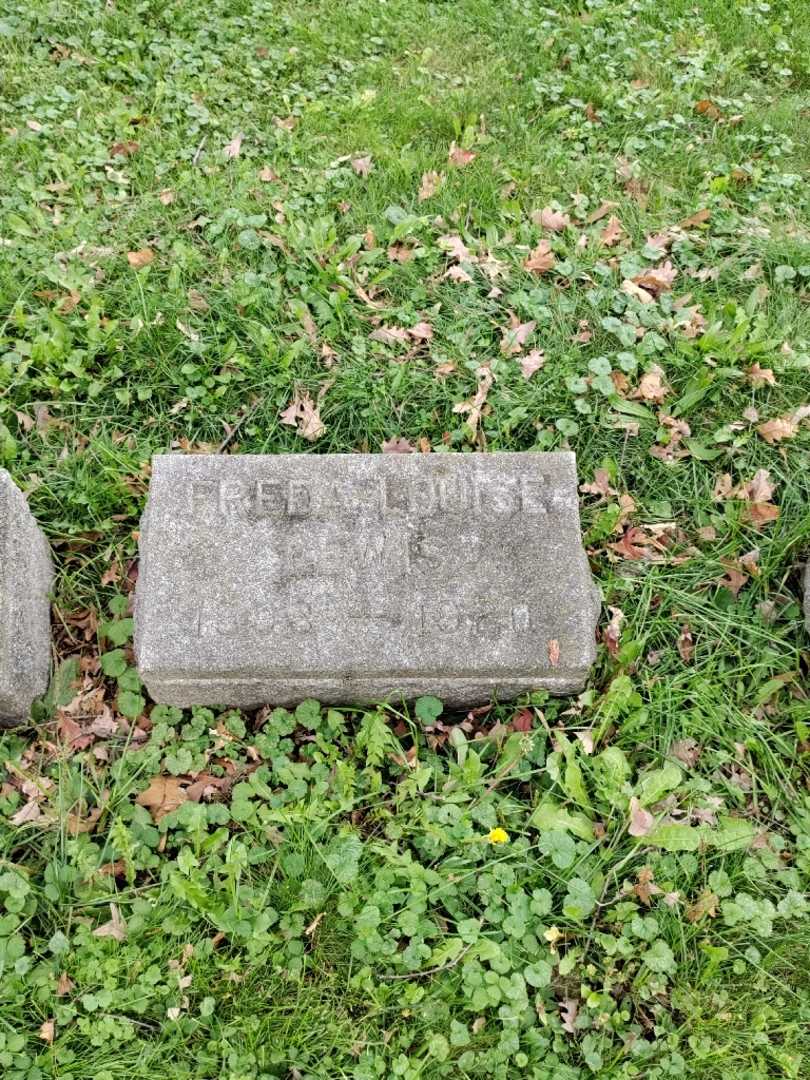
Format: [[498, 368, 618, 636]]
[[135, 776, 188, 821], [127, 248, 155, 268], [523, 239, 555, 274], [531, 206, 570, 231]]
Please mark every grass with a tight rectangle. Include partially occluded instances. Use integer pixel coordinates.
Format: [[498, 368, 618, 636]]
[[1, 0, 810, 1076]]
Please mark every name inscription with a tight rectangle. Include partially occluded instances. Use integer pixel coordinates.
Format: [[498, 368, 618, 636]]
[[189, 475, 569, 520]]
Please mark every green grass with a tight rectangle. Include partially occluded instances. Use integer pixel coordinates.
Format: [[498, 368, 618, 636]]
[[1, 0, 810, 1076]]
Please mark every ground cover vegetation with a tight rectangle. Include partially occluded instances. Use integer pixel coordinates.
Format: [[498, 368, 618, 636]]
[[1, 0, 810, 1076]]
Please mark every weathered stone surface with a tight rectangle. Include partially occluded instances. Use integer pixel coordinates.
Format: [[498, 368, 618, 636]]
[[135, 453, 600, 708], [0, 470, 54, 726], [805, 561, 810, 631]]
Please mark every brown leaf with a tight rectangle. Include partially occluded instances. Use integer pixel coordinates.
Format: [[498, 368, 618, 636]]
[[531, 207, 570, 231], [39, 1020, 55, 1045], [632, 261, 677, 295], [279, 390, 326, 442], [717, 559, 748, 597], [686, 890, 718, 922], [524, 239, 555, 274], [670, 738, 701, 768], [679, 208, 711, 229], [92, 902, 127, 942], [448, 143, 476, 167], [600, 215, 625, 247], [520, 349, 545, 380], [636, 367, 669, 403], [370, 325, 411, 346], [387, 243, 414, 263], [56, 971, 75, 996], [735, 468, 776, 504], [580, 468, 618, 498], [628, 796, 654, 837], [634, 866, 662, 907], [677, 623, 694, 663], [603, 606, 625, 658], [418, 170, 443, 201], [439, 234, 472, 261], [11, 799, 41, 825], [187, 288, 209, 313], [381, 436, 415, 454], [757, 415, 797, 444], [511, 708, 533, 733], [444, 264, 473, 284], [695, 99, 721, 119], [110, 140, 139, 157], [547, 639, 560, 666], [127, 248, 155, 269], [586, 200, 618, 224], [135, 776, 188, 822], [500, 318, 536, 355], [159, 188, 175, 205], [351, 155, 373, 177], [560, 999, 579, 1033], [746, 363, 776, 387], [409, 321, 433, 341], [452, 365, 494, 435], [223, 132, 243, 158]]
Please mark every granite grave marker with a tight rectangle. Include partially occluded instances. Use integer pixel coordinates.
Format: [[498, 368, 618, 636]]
[[0, 470, 54, 726], [135, 453, 601, 707]]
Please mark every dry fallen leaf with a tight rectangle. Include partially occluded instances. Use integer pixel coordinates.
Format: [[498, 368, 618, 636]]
[[586, 200, 618, 224], [381, 436, 415, 454], [524, 239, 555, 274], [531, 207, 570, 231], [223, 132, 244, 158], [452, 365, 494, 435], [547, 639, 560, 666], [686, 890, 718, 922], [636, 366, 669, 403], [158, 188, 175, 205], [110, 140, 139, 157], [39, 1020, 55, 1045], [127, 248, 155, 269], [279, 389, 326, 442], [500, 318, 536, 355], [628, 796, 654, 837], [677, 623, 694, 663], [600, 215, 625, 247], [746, 363, 776, 387], [57, 971, 75, 996], [695, 99, 721, 119], [757, 416, 794, 444], [560, 999, 579, 1033], [135, 775, 188, 821], [632, 261, 677, 295], [448, 143, 476, 167], [520, 349, 545, 380], [92, 902, 127, 942], [351, 155, 373, 177], [418, 170, 443, 201]]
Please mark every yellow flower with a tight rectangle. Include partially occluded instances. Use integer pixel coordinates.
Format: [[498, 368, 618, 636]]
[[486, 827, 509, 845]]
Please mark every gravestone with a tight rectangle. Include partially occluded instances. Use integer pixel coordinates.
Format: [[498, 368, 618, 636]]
[[805, 562, 810, 631], [0, 470, 54, 726], [135, 453, 601, 708]]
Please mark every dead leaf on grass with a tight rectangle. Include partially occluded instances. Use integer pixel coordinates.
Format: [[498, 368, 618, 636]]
[[531, 206, 570, 231], [127, 248, 155, 269], [448, 143, 476, 167], [600, 215, 625, 247], [92, 902, 127, 942], [351, 155, 373, 177], [677, 623, 694, 663], [381, 436, 415, 454], [520, 349, 545, 379], [628, 796, 654, 837], [523, 239, 555, 274], [135, 776, 189, 822], [418, 170, 443, 201], [223, 132, 243, 158]]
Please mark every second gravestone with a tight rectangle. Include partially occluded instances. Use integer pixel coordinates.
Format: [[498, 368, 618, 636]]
[[1, 470, 53, 726], [135, 453, 601, 707]]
